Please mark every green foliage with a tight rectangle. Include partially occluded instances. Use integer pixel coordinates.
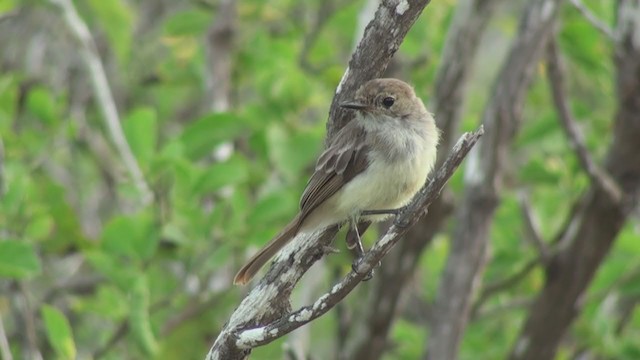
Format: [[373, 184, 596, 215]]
[[0, 240, 41, 278], [42, 305, 77, 360]]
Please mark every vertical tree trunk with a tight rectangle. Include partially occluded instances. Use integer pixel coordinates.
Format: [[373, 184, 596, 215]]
[[510, 1, 640, 359], [426, 1, 564, 359]]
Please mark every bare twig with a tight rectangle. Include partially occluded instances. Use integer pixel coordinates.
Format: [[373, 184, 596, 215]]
[[474, 297, 533, 319], [299, 0, 342, 74], [546, 39, 622, 204], [0, 313, 13, 360], [206, 0, 235, 112], [48, 0, 152, 206], [471, 258, 539, 318], [568, 0, 615, 40], [207, 127, 483, 359], [18, 283, 42, 360], [518, 192, 550, 262]]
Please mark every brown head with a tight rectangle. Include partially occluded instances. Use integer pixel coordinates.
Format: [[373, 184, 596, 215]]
[[340, 78, 428, 120]]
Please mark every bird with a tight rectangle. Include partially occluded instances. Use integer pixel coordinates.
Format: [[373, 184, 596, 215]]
[[234, 78, 439, 285]]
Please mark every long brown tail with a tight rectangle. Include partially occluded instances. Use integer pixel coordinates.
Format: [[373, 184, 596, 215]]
[[233, 214, 302, 285]]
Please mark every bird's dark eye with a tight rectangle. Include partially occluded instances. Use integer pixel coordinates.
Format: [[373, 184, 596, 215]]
[[382, 97, 395, 108]]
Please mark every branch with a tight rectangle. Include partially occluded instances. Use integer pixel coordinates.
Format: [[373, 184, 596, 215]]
[[546, 39, 623, 204], [346, 1, 504, 357], [427, 0, 563, 358], [0, 313, 12, 360], [48, 0, 152, 206], [326, 0, 433, 138], [567, 0, 615, 40], [471, 258, 539, 318], [518, 192, 550, 263], [235, 128, 483, 349], [207, 127, 483, 359], [510, 1, 640, 358]]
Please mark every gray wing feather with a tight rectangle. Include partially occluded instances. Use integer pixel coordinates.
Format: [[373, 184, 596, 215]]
[[299, 123, 369, 220]]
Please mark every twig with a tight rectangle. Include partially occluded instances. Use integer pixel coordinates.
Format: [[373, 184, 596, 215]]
[[546, 40, 622, 204], [48, 0, 152, 206], [471, 258, 539, 318], [231, 127, 484, 349], [0, 313, 13, 360], [473, 297, 533, 319], [568, 0, 615, 40], [518, 192, 550, 262], [298, 0, 342, 74]]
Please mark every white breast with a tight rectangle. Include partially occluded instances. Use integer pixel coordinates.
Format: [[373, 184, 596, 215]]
[[336, 129, 437, 221]]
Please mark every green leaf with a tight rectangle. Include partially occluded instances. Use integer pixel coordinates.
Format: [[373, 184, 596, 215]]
[[101, 212, 158, 261], [130, 275, 158, 356], [266, 124, 321, 180], [164, 9, 211, 36], [87, 0, 134, 62], [41, 305, 76, 360], [0, 240, 41, 279], [85, 250, 137, 289], [192, 155, 250, 194], [26, 87, 58, 124], [0, 0, 17, 14], [124, 107, 158, 168], [248, 188, 297, 226], [178, 112, 245, 159]]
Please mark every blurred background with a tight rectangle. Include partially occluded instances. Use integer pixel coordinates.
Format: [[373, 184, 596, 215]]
[[0, 0, 637, 359]]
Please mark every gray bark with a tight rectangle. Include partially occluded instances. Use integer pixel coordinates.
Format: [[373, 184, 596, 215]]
[[343, 1, 505, 359], [509, 1, 640, 358], [426, 1, 564, 359]]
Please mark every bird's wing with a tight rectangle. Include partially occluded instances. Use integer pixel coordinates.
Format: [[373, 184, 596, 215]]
[[299, 123, 369, 221]]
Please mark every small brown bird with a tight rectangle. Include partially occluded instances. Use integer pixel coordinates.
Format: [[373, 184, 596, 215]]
[[234, 78, 439, 285]]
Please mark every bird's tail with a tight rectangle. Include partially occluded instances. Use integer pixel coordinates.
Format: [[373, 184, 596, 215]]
[[233, 214, 302, 285]]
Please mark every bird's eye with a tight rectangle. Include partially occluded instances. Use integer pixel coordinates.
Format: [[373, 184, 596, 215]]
[[382, 97, 395, 108]]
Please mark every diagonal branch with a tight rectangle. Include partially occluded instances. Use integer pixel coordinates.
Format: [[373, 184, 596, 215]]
[[208, 127, 483, 359], [567, 0, 615, 40], [48, 0, 153, 206], [546, 39, 623, 204], [518, 192, 551, 263], [234, 128, 484, 349]]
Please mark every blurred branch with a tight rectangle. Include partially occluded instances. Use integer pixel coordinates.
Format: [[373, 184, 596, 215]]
[[568, 0, 615, 40], [546, 39, 622, 203], [207, 128, 483, 359], [18, 282, 42, 360], [0, 313, 12, 360], [48, 0, 152, 206], [510, 1, 640, 358], [206, 0, 235, 112], [299, 0, 341, 74], [471, 258, 539, 319], [518, 192, 550, 263], [473, 297, 533, 319], [426, 1, 563, 359], [161, 295, 226, 337]]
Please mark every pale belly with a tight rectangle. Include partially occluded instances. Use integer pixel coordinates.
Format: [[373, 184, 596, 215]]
[[337, 154, 430, 219], [299, 150, 434, 231]]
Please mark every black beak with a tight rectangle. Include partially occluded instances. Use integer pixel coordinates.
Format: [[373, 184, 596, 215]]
[[340, 101, 368, 110]]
